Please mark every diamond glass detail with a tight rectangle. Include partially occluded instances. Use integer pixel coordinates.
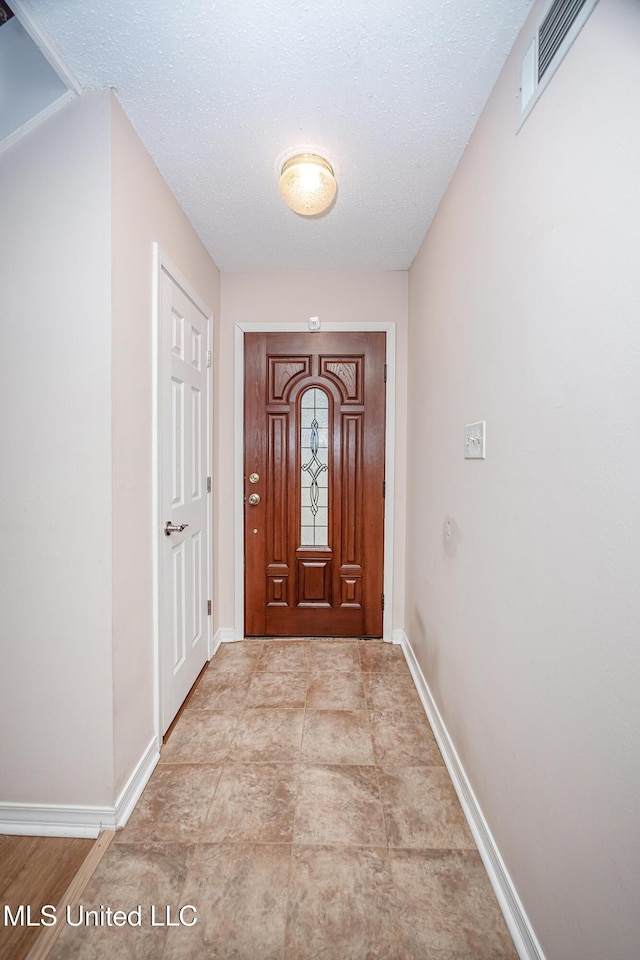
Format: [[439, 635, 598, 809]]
[[300, 388, 329, 547]]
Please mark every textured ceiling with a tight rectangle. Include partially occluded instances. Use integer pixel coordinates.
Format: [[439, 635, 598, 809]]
[[28, 0, 533, 271]]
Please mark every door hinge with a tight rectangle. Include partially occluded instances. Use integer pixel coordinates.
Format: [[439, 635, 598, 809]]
[[207, 350, 212, 368], [207, 476, 212, 493], [207, 600, 212, 616], [381, 593, 385, 611], [382, 480, 386, 499], [384, 363, 387, 383]]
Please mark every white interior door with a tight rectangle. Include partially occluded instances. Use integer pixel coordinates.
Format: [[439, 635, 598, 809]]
[[159, 262, 211, 734]]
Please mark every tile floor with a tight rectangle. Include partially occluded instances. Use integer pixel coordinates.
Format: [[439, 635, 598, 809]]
[[49, 640, 518, 959]]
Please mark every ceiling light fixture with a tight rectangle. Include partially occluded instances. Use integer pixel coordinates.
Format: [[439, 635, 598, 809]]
[[279, 153, 337, 217]]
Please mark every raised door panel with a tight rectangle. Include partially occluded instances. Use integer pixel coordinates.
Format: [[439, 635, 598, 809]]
[[267, 413, 289, 564], [268, 357, 311, 402], [297, 559, 332, 606], [320, 356, 364, 403]]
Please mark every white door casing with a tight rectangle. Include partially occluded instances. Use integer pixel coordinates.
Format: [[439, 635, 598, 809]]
[[233, 321, 396, 642], [155, 248, 212, 736]]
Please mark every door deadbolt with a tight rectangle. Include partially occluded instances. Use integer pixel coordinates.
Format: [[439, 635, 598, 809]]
[[248, 493, 261, 505], [249, 473, 260, 484]]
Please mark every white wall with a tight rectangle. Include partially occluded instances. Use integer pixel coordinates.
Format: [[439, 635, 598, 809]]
[[110, 94, 220, 796], [220, 271, 408, 633], [406, 1, 640, 958], [0, 93, 114, 806]]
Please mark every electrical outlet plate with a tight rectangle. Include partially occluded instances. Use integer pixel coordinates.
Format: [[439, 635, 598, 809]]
[[464, 421, 485, 459]]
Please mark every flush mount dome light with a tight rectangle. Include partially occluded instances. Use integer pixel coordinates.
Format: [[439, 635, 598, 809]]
[[279, 153, 337, 217]]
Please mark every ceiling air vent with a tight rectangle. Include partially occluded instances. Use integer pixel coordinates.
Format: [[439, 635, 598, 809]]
[[518, 0, 599, 129]]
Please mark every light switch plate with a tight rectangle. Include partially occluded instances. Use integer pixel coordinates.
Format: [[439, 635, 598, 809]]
[[464, 421, 486, 459]]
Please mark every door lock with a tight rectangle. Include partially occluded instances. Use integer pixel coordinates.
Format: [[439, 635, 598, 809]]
[[249, 473, 260, 484], [248, 493, 261, 506], [164, 521, 189, 536]]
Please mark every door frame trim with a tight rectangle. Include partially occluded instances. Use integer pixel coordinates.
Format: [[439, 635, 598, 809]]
[[152, 244, 213, 748], [234, 321, 396, 641]]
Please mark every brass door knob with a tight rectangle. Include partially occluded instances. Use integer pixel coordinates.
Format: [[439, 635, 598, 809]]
[[248, 493, 261, 505]]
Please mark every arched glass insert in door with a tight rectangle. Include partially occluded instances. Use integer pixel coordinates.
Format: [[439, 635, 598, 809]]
[[300, 387, 329, 546]]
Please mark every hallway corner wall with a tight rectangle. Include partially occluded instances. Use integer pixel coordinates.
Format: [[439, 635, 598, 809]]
[[0, 86, 222, 821], [109, 93, 221, 799], [0, 92, 115, 808]]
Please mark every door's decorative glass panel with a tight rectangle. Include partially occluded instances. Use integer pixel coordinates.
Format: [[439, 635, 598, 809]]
[[300, 388, 329, 546]]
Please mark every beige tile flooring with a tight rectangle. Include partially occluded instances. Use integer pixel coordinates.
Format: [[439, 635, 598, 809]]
[[50, 640, 517, 959]]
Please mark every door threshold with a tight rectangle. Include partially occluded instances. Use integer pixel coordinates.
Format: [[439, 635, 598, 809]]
[[244, 635, 381, 642]]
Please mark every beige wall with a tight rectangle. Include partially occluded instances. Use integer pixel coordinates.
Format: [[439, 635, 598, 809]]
[[0, 89, 221, 815], [0, 93, 114, 805], [220, 271, 408, 632], [110, 94, 221, 796], [406, 1, 640, 958]]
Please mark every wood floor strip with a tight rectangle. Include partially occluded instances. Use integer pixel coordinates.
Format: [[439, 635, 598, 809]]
[[25, 830, 115, 960], [0, 835, 94, 960]]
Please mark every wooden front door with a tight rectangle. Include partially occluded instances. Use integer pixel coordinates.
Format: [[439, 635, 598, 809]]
[[244, 331, 386, 637]]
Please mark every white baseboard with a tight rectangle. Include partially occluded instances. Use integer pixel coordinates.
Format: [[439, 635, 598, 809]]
[[397, 629, 546, 960], [0, 737, 159, 838], [114, 735, 159, 829], [209, 627, 237, 657], [0, 803, 113, 838], [209, 630, 221, 658]]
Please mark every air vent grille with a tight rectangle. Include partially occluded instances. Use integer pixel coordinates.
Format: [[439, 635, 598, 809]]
[[538, 0, 588, 80], [518, 0, 599, 129], [520, 37, 537, 114]]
